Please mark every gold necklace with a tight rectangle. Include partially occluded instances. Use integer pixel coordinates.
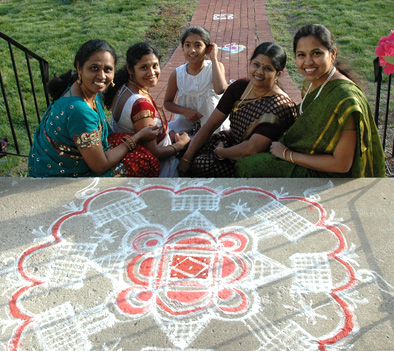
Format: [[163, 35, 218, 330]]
[[128, 79, 152, 98], [233, 85, 254, 113], [80, 84, 97, 111], [233, 84, 274, 113]]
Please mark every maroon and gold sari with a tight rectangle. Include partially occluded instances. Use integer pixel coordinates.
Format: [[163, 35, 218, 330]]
[[191, 94, 296, 177]]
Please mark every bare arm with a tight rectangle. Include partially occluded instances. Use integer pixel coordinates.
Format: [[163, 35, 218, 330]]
[[270, 129, 357, 173], [163, 70, 203, 123], [79, 126, 159, 175], [208, 42, 227, 94], [178, 108, 227, 175], [214, 133, 272, 161], [134, 116, 190, 160]]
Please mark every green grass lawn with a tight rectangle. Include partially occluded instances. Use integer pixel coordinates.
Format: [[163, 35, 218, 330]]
[[266, 0, 392, 93], [0, 0, 393, 175]]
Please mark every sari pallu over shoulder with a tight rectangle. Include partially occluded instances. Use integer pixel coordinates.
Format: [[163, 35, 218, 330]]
[[236, 79, 385, 178], [230, 94, 296, 144], [284, 80, 366, 154], [284, 79, 385, 177], [191, 94, 296, 178]]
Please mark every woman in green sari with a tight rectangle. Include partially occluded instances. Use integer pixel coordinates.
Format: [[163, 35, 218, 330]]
[[236, 24, 385, 178]]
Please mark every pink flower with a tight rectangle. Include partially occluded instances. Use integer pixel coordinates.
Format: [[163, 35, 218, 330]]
[[375, 30, 394, 75]]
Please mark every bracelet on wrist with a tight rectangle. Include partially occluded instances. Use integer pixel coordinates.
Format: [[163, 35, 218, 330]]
[[182, 157, 191, 164], [214, 147, 225, 160], [169, 144, 177, 155], [289, 151, 295, 164], [122, 139, 132, 151], [122, 135, 136, 151], [282, 147, 289, 161]]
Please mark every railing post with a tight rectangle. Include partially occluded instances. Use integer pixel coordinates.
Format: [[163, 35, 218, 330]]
[[0, 31, 50, 158], [386, 74, 392, 156], [373, 57, 382, 126], [40, 60, 50, 108], [374, 57, 393, 155], [0, 68, 21, 154]]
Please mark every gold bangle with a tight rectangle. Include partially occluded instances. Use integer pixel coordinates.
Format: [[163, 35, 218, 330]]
[[122, 139, 133, 151], [128, 137, 136, 150], [290, 151, 295, 164], [169, 144, 177, 155], [123, 136, 136, 151], [214, 147, 225, 160], [282, 147, 289, 160], [182, 157, 191, 164]]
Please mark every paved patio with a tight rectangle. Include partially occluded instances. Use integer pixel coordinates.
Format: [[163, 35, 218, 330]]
[[150, 0, 302, 109], [0, 177, 393, 350]]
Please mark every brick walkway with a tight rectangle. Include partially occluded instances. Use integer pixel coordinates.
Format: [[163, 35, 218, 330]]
[[150, 0, 301, 110]]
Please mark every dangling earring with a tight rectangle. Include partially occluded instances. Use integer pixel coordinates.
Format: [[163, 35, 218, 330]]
[[77, 72, 82, 85], [275, 71, 282, 85], [110, 80, 115, 88]]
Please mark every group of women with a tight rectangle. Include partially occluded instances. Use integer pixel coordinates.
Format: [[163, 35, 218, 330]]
[[28, 24, 385, 178]]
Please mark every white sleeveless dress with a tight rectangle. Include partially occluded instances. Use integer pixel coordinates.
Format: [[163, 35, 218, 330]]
[[168, 60, 230, 134]]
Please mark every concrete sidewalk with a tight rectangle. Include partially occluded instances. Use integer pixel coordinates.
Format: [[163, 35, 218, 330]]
[[0, 177, 394, 350], [151, 0, 301, 109]]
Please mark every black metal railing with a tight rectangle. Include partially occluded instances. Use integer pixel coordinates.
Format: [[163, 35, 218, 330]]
[[374, 57, 393, 156], [0, 31, 50, 158]]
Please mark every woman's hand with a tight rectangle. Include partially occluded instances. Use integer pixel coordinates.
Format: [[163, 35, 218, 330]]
[[270, 141, 288, 160], [215, 141, 225, 148], [178, 156, 192, 176], [134, 125, 160, 143], [174, 132, 190, 148], [175, 134, 192, 176], [183, 108, 203, 123]]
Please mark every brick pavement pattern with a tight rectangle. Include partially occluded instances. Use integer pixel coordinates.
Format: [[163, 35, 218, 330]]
[[150, 0, 301, 114]]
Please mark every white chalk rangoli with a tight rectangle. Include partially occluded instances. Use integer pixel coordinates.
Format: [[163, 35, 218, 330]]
[[2, 180, 380, 351], [218, 43, 246, 54]]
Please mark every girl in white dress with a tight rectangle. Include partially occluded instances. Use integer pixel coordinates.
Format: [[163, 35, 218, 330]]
[[164, 26, 230, 135]]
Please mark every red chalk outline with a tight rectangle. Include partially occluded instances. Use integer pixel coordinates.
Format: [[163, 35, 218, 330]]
[[9, 185, 355, 351]]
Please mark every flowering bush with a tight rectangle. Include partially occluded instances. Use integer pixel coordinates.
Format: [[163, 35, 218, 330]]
[[375, 30, 394, 75]]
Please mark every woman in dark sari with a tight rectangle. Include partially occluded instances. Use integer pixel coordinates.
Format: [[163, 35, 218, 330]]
[[177, 42, 297, 177]]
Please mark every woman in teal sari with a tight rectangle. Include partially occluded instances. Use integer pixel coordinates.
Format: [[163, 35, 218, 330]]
[[236, 24, 385, 178]]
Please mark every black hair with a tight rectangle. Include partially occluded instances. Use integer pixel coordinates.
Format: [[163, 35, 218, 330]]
[[181, 26, 211, 47], [47, 39, 117, 101], [103, 42, 160, 109], [293, 24, 335, 54], [293, 24, 358, 83], [250, 42, 287, 72], [74, 39, 117, 70]]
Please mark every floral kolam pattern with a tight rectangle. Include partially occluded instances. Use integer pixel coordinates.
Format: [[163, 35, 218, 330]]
[[4, 180, 362, 351]]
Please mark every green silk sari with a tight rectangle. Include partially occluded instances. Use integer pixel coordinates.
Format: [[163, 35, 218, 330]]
[[236, 79, 385, 178]]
